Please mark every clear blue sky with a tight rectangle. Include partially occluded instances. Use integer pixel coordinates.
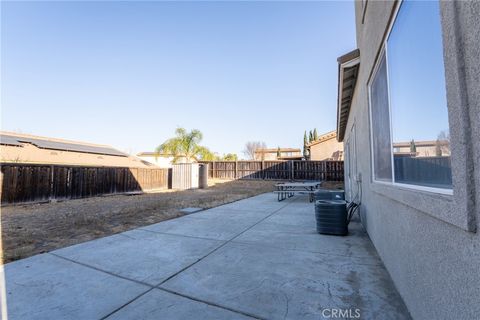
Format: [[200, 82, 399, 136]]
[[1, 1, 356, 157]]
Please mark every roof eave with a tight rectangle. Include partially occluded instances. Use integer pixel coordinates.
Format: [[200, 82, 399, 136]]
[[336, 49, 360, 142]]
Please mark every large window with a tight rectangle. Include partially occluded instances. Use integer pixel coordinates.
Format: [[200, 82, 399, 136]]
[[370, 54, 392, 182], [369, 0, 452, 192]]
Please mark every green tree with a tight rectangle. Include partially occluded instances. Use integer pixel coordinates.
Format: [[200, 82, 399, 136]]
[[223, 153, 238, 161], [156, 128, 214, 163], [303, 131, 309, 159], [309, 130, 313, 143], [313, 128, 318, 141], [276, 146, 281, 159], [410, 139, 417, 154]]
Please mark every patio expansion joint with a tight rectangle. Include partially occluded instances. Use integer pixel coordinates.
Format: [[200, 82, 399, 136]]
[[48, 252, 155, 288], [141, 200, 295, 318], [47, 252, 258, 320], [155, 199, 293, 287], [99, 287, 156, 320], [48, 196, 293, 320], [137, 227, 229, 242], [156, 287, 265, 320]]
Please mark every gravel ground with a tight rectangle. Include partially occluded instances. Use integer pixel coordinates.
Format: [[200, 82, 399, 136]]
[[1, 180, 283, 263]]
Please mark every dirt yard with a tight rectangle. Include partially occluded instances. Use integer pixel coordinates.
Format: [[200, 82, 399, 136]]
[[1, 179, 343, 264]]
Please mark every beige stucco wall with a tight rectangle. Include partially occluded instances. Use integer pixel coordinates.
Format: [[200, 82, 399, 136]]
[[258, 153, 276, 161], [394, 145, 451, 157], [138, 155, 175, 168], [254, 151, 302, 161], [339, 1, 480, 319], [309, 138, 343, 160]]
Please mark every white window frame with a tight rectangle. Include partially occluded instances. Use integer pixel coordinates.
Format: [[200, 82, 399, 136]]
[[367, 0, 453, 196], [345, 139, 351, 200], [349, 123, 357, 201], [345, 122, 358, 202]]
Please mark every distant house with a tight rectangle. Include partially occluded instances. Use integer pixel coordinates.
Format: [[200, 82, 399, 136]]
[[0, 132, 153, 168], [254, 148, 302, 161], [393, 140, 451, 157], [136, 152, 175, 168], [307, 131, 343, 161]]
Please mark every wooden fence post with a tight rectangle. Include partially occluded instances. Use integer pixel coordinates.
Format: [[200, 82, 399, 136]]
[[261, 161, 265, 180], [234, 161, 238, 179], [49, 165, 55, 200], [290, 161, 294, 180], [212, 161, 216, 179]]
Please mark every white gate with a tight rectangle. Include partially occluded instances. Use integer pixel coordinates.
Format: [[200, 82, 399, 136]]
[[172, 163, 199, 190]]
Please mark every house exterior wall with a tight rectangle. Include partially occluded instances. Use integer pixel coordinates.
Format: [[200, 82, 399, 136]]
[[309, 138, 343, 160], [342, 1, 480, 319], [137, 154, 174, 168], [258, 152, 278, 161], [393, 146, 438, 157], [392, 141, 451, 157], [254, 150, 302, 161]]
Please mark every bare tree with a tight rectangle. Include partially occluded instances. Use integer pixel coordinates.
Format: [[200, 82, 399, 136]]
[[243, 141, 267, 160], [435, 130, 451, 156]]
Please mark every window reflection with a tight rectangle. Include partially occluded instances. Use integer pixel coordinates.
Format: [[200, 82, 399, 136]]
[[370, 54, 392, 182], [387, 0, 452, 189]]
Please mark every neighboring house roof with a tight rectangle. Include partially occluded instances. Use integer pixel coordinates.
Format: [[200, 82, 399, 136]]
[[0, 132, 126, 157], [255, 148, 301, 153], [306, 131, 338, 147], [336, 49, 360, 142], [393, 140, 449, 148], [137, 152, 172, 157], [0, 131, 153, 168]]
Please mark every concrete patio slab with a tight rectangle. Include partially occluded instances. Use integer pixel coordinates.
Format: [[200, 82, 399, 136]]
[[210, 194, 288, 212], [4, 193, 410, 320], [140, 215, 261, 241], [161, 241, 410, 320], [53, 229, 223, 286], [190, 207, 274, 220], [106, 288, 254, 320], [2, 253, 149, 320]]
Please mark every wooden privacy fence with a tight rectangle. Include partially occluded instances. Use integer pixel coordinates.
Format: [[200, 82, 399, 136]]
[[0, 164, 169, 205], [199, 160, 344, 181], [394, 156, 452, 187]]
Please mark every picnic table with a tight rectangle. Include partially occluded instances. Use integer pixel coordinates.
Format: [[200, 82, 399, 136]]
[[274, 181, 322, 202]]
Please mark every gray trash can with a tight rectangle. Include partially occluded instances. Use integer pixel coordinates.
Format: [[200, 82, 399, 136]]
[[315, 200, 348, 236], [198, 163, 208, 189], [314, 189, 345, 201]]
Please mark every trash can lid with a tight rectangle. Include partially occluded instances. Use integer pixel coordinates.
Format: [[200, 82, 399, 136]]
[[315, 189, 345, 193], [315, 200, 347, 205]]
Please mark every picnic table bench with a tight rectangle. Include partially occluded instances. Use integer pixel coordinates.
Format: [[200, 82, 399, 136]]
[[274, 181, 322, 202]]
